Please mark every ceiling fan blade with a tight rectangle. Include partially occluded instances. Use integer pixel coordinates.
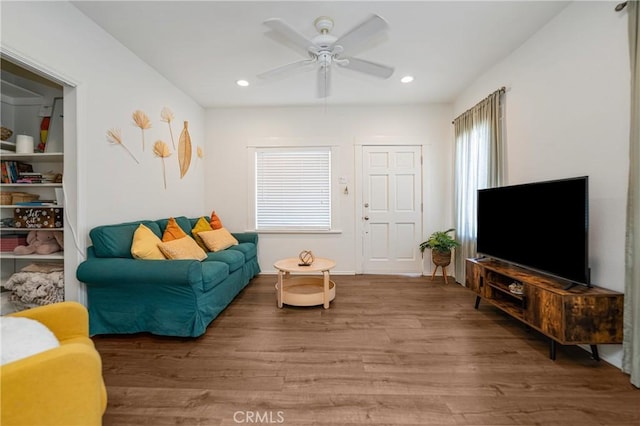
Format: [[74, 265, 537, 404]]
[[339, 57, 394, 79], [257, 59, 315, 80], [334, 14, 389, 54], [263, 18, 317, 53], [317, 66, 331, 98]]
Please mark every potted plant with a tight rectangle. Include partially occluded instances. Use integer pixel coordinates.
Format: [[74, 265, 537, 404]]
[[419, 228, 460, 283]]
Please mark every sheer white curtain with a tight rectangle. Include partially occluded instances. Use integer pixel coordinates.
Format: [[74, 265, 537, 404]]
[[453, 89, 504, 284], [623, 0, 640, 388]]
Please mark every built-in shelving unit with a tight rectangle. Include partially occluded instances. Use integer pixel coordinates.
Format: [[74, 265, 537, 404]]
[[0, 155, 65, 226], [1, 62, 65, 313]]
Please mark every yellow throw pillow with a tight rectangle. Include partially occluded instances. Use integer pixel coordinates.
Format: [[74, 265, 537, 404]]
[[191, 217, 213, 250], [157, 236, 207, 261], [131, 224, 166, 260], [199, 228, 239, 252], [162, 217, 187, 242]]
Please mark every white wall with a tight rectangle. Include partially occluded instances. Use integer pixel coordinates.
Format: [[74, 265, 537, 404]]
[[454, 1, 629, 366], [1, 1, 206, 302], [205, 105, 453, 274]]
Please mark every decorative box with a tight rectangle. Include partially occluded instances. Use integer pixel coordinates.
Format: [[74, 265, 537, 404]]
[[13, 207, 63, 229], [0, 234, 27, 252]]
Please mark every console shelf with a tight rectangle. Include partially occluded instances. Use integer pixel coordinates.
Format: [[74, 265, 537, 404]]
[[466, 258, 623, 360]]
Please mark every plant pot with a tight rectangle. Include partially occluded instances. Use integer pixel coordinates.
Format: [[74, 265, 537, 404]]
[[432, 250, 452, 267]]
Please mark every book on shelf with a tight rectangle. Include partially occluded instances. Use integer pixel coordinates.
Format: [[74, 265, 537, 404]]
[[14, 201, 58, 206], [16, 179, 43, 184], [1, 161, 7, 183], [17, 172, 43, 183], [1, 161, 33, 183]]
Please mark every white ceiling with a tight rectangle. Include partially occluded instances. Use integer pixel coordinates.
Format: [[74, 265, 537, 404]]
[[71, 1, 570, 108]]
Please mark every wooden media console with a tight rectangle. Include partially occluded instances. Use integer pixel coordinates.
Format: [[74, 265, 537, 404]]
[[466, 258, 623, 360]]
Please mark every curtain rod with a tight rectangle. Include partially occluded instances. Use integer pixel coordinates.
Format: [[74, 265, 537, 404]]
[[615, 2, 627, 12], [451, 86, 505, 125]]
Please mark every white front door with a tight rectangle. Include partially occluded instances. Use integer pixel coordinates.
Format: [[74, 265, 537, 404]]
[[361, 145, 422, 274]]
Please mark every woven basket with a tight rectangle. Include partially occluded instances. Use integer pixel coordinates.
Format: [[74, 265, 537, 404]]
[[432, 250, 452, 267], [11, 192, 39, 203], [1, 127, 12, 141], [0, 193, 12, 205]]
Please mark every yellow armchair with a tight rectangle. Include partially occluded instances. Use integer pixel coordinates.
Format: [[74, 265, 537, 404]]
[[1, 301, 107, 426]]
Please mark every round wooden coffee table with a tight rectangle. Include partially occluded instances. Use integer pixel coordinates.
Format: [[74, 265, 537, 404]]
[[274, 257, 336, 309]]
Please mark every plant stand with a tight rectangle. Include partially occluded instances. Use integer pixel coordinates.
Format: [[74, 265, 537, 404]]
[[431, 264, 450, 284], [431, 250, 451, 284]]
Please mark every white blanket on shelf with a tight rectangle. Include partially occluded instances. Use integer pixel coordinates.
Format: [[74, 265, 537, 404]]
[[4, 270, 64, 308]]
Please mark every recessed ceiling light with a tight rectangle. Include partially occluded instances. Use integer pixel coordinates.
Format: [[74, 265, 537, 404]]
[[236, 79, 250, 87], [400, 76, 414, 84]]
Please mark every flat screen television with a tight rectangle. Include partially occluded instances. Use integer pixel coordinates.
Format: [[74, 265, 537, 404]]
[[476, 176, 590, 287]]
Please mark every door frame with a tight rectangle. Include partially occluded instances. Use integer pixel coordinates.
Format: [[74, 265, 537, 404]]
[[355, 140, 424, 275], [1, 46, 86, 304]]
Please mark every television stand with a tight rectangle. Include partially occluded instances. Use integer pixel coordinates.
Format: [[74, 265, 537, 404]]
[[466, 258, 623, 361]]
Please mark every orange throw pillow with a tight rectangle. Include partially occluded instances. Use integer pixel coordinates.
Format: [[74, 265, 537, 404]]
[[209, 210, 223, 230], [162, 217, 187, 242]]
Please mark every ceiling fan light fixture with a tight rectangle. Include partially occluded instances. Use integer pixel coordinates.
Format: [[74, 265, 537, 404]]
[[236, 79, 250, 87], [401, 76, 414, 84], [259, 14, 394, 98]]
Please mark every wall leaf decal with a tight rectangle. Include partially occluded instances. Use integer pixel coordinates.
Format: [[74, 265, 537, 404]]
[[178, 120, 192, 179], [106, 128, 139, 164], [160, 107, 176, 149], [153, 140, 171, 189], [132, 110, 152, 151]]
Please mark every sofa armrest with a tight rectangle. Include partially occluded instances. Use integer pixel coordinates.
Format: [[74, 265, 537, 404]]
[[77, 257, 205, 287], [232, 232, 258, 245], [8, 301, 89, 342], [0, 343, 106, 426]]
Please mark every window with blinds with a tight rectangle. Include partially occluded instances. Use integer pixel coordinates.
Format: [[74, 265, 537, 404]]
[[255, 148, 331, 231]]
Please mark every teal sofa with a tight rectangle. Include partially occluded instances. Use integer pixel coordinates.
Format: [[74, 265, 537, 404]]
[[76, 216, 260, 337]]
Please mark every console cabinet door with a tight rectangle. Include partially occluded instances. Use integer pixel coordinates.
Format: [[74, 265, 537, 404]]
[[465, 260, 483, 295], [524, 285, 563, 342], [563, 295, 624, 344]]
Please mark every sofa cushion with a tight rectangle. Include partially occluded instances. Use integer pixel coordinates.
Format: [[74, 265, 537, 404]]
[[209, 210, 223, 229], [162, 217, 188, 241], [188, 217, 207, 228], [156, 216, 192, 236], [205, 249, 245, 272], [91, 220, 162, 258], [191, 217, 213, 250], [131, 224, 166, 260], [158, 237, 207, 261], [199, 228, 238, 252], [227, 242, 257, 261], [0, 317, 60, 365], [200, 260, 230, 291]]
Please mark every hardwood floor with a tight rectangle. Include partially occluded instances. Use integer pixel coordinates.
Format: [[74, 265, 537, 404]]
[[93, 274, 639, 425]]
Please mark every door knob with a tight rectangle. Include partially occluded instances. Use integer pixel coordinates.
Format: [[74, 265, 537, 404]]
[[364, 216, 369, 220]]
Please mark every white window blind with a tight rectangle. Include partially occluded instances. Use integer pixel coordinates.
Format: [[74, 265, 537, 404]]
[[255, 148, 331, 230]]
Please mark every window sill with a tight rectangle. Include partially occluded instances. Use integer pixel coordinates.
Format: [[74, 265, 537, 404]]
[[249, 229, 343, 235]]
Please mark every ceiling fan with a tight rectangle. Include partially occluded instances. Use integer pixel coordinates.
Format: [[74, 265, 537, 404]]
[[257, 14, 394, 98]]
